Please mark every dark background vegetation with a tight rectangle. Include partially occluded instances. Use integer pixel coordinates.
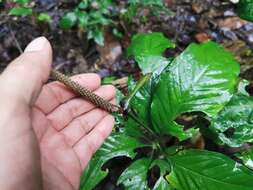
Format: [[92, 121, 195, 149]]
[[0, 0, 253, 81]]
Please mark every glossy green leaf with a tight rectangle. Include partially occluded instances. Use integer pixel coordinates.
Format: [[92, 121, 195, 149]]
[[237, 0, 253, 21], [78, 1, 89, 9], [167, 149, 253, 190], [113, 28, 123, 38], [59, 12, 77, 29], [153, 177, 173, 190], [99, 0, 113, 14], [127, 33, 175, 74], [151, 160, 172, 190], [151, 41, 240, 139], [80, 129, 147, 190], [137, 56, 171, 75], [76, 11, 88, 28], [238, 79, 249, 95], [87, 30, 104, 46], [129, 97, 151, 128], [117, 158, 151, 190], [125, 75, 155, 139], [126, 72, 170, 134], [151, 159, 170, 177], [37, 13, 52, 23], [124, 117, 150, 141], [117, 158, 171, 190], [127, 74, 152, 127], [210, 93, 253, 147], [120, 5, 137, 21], [12, 0, 30, 5], [9, 7, 32, 16], [127, 32, 174, 62], [89, 11, 111, 25], [116, 89, 125, 105], [101, 76, 117, 85], [236, 146, 253, 170]]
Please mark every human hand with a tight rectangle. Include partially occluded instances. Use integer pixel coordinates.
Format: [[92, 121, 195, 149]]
[[0, 37, 115, 190]]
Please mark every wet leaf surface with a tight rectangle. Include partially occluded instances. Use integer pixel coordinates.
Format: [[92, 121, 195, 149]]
[[167, 149, 253, 190], [237, 0, 253, 21], [127, 32, 175, 74], [210, 84, 253, 147], [81, 129, 149, 190], [236, 146, 253, 170], [151, 41, 240, 139]]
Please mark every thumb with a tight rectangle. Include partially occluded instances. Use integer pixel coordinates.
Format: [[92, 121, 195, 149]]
[[0, 37, 52, 105]]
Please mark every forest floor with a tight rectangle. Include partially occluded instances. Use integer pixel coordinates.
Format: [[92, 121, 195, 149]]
[[1, 0, 253, 82]]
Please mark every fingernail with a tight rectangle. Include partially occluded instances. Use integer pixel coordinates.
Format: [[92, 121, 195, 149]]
[[24, 37, 47, 52]]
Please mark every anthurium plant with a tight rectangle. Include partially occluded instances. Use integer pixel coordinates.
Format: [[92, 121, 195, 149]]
[[237, 0, 253, 21], [80, 32, 253, 190]]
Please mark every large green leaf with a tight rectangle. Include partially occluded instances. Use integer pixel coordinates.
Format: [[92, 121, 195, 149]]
[[151, 41, 240, 139], [117, 158, 152, 190], [237, 0, 253, 21], [136, 56, 171, 75], [151, 160, 172, 190], [124, 75, 154, 140], [59, 12, 77, 29], [127, 33, 175, 74], [37, 13, 52, 23], [80, 129, 147, 190], [8, 7, 32, 16], [238, 79, 249, 95], [167, 149, 253, 190], [153, 177, 173, 190], [76, 11, 88, 28], [117, 158, 171, 190], [12, 0, 30, 5], [126, 72, 170, 134], [87, 29, 104, 46], [236, 146, 253, 170], [128, 74, 153, 127], [210, 93, 253, 147]]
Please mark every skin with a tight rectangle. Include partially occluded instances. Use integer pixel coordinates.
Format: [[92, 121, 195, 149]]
[[0, 37, 115, 190]]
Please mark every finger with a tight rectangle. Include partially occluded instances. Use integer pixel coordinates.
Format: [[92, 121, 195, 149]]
[[0, 37, 52, 105], [73, 115, 114, 169], [35, 73, 101, 114], [61, 99, 116, 147], [47, 85, 116, 131]]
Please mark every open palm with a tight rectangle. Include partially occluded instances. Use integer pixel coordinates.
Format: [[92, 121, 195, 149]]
[[32, 74, 115, 190]]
